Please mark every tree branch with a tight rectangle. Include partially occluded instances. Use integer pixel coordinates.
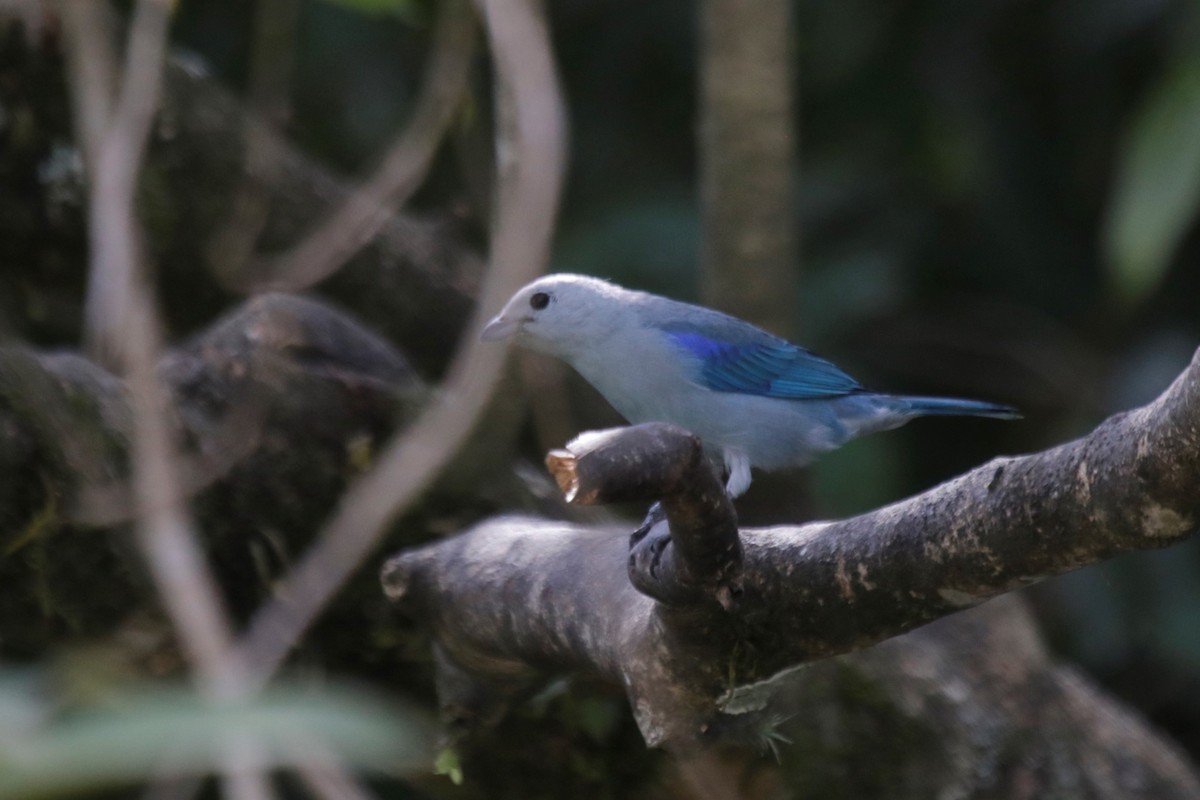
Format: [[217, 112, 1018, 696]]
[[151, 58, 486, 376], [234, 0, 567, 690], [0, 292, 422, 642], [698, 0, 798, 336], [222, 0, 477, 293], [382, 345, 1200, 747], [201, 0, 300, 285], [64, 3, 279, 797]]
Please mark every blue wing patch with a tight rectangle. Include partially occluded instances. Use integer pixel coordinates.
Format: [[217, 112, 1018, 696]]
[[665, 330, 863, 399]]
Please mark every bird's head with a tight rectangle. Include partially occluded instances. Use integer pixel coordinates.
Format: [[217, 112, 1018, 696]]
[[480, 273, 627, 357]]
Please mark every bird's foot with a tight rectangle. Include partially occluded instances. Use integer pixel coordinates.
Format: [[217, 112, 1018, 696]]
[[631, 501, 667, 545]]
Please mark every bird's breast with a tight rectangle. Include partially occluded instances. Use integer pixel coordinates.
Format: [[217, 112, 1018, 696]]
[[568, 331, 701, 425]]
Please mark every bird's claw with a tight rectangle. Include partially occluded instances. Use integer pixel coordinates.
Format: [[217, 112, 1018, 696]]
[[631, 501, 667, 545]]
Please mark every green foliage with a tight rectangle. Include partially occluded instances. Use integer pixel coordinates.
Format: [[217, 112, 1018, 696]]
[[433, 746, 463, 785], [1104, 53, 1200, 306], [0, 675, 431, 798]]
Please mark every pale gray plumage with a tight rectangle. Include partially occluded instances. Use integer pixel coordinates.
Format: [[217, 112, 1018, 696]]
[[482, 273, 1018, 497]]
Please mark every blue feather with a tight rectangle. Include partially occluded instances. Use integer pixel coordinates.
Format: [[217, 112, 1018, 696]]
[[664, 328, 864, 400]]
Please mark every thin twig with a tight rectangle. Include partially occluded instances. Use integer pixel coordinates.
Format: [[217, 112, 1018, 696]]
[[204, 0, 300, 280], [58, 0, 116, 173], [223, 0, 477, 293], [80, 0, 158, 360], [78, 0, 244, 696], [64, 2, 273, 798], [234, 0, 567, 688]]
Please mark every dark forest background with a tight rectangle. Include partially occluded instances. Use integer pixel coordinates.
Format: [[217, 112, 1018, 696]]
[[2, 0, 1199, 796], [172, 0, 1200, 759]]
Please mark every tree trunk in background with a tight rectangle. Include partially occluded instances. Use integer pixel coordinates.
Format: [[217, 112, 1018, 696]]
[[698, 0, 798, 338], [698, 0, 808, 524]]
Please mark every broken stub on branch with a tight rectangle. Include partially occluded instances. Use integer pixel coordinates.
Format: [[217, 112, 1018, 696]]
[[382, 423, 749, 746]]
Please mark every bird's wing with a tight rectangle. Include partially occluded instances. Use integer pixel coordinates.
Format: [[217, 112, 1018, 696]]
[[662, 325, 864, 399]]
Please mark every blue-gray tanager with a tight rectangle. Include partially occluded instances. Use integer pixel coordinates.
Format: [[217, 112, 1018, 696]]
[[482, 273, 1018, 497]]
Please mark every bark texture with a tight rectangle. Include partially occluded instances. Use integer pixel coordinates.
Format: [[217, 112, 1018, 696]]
[[383, 347, 1200, 793], [0, 291, 459, 666], [698, 0, 798, 336]]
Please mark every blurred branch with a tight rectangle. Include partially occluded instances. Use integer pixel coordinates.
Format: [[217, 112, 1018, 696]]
[[74, 0, 169, 363], [234, 0, 566, 688], [67, 392, 268, 528], [142, 57, 484, 375], [697, 0, 809, 523], [63, 2, 274, 798], [0, 293, 417, 538], [58, 0, 116, 173], [220, 0, 477, 293], [698, 0, 798, 336], [203, 0, 301, 280], [62, 0, 244, 692]]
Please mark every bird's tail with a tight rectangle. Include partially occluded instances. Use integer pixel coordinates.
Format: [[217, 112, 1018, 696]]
[[901, 396, 1021, 420]]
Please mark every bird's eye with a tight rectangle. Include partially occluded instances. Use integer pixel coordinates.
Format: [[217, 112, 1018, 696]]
[[529, 292, 550, 310]]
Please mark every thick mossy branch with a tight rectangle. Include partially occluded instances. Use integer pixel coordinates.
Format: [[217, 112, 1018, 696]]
[[0, 293, 421, 652], [383, 347, 1200, 747], [0, 293, 422, 527]]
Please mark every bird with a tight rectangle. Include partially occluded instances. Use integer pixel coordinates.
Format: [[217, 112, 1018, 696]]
[[481, 273, 1018, 497]]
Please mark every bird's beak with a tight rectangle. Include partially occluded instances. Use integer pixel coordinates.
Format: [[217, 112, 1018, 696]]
[[480, 314, 519, 342]]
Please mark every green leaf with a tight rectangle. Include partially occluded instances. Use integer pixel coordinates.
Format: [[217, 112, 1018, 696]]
[[1104, 54, 1200, 306], [433, 746, 463, 785], [0, 683, 431, 799]]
